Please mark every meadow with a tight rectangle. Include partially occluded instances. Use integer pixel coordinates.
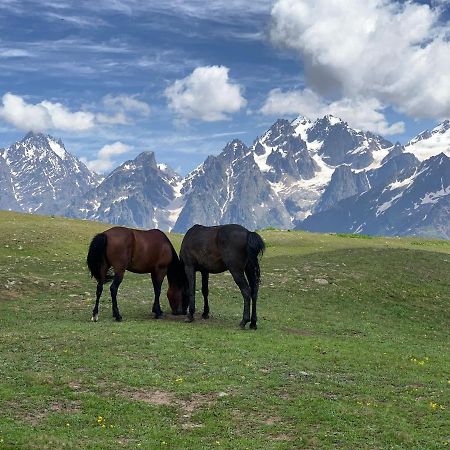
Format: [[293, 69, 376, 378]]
[[0, 211, 449, 449]]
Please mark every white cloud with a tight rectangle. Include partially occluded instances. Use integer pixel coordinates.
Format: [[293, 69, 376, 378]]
[[0, 92, 150, 132], [40, 100, 95, 131], [164, 65, 247, 122], [0, 48, 32, 57], [270, 0, 450, 119], [0, 93, 95, 132], [96, 112, 129, 125], [261, 88, 405, 135], [0, 93, 52, 131], [82, 141, 131, 173], [103, 94, 151, 116]]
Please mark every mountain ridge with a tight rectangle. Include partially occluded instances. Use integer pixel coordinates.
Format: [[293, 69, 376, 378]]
[[0, 117, 449, 238]]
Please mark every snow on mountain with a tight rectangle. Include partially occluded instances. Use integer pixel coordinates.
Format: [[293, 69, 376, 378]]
[[1, 119, 448, 238], [173, 139, 292, 232], [0, 132, 100, 214], [243, 115, 395, 223], [405, 120, 450, 161], [69, 151, 182, 230], [298, 152, 450, 239]]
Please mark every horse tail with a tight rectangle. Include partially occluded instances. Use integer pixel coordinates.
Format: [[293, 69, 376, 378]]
[[86, 233, 113, 284], [166, 240, 184, 288], [246, 231, 265, 286]]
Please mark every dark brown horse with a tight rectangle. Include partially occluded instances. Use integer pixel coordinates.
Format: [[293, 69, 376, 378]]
[[86, 226, 185, 321], [180, 224, 265, 329]]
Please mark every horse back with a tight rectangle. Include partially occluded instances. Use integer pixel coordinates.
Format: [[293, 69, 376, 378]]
[[130, 229, 173, 273], [181, 224, 249, 273], [104, 227, 172, 274]]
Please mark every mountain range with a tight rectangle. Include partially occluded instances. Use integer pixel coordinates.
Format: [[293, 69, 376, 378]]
[[0, 116, 449, 239]]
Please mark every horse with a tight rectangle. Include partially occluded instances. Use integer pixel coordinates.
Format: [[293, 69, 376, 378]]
[[86, 226, 186, 322], [180, 224, 265, 329]]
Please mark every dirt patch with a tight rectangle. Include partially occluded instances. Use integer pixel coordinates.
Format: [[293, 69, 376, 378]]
[[283, 327, 316, 336], [126, 389, 175, 406], [273, 433, 293, 441], [68, 381, 83, 391], [278, 392, 292, 401], [0, 287, 21, 301], [263, 416, 281, 425], [18, 400, 81, 426], [181, 422, 205, 430], [48, 400, 81, 413], [122, 389, 223, 430]]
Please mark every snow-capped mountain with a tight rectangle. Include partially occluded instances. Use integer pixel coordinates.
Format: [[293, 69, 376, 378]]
[[173, 139, 292, 232], [0, 132, 100, 214], [405, 120, 450, 161], [68, 151, 183, 230], [171, 114, 399, 232], [298, 153, 450, 238], [250, 115, 394, 222], [0, 155, 20, 211], [0, 118, 448, 239]]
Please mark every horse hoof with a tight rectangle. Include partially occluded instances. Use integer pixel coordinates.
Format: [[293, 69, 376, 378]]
[[239, 321, 247, 329], [91, 314, 98, 322], [153, 313, 163, 319], [250, 323, 257, 330], [115, 315, 122, 322], [185, 315, 194, 323], [202, 313, 209, 319]]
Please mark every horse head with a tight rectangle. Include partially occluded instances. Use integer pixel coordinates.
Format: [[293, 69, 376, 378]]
[[167, 283, 189, 315]]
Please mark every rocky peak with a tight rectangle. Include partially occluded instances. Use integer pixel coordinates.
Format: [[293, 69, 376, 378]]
[[262, 119, 295, 146], [134, 151, 158, 169], [381, 142, 404, 164], [221, 139, 248, 161]]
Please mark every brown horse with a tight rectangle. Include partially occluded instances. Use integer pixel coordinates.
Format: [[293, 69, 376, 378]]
[[86, 226, 186, 321]]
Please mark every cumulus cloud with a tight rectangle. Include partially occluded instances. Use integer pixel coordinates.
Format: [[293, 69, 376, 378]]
[[164, 65, 247, 121], [269, 0, 450, 119], [96, 112, 129, 125], [261, 88, 405, 135], [0, 92, 151, 132], [0, 93, 52, 131], [95, 94, 151, 125], [0, 93, 95, 132], [82, 141, 131, 173], [40, 100, 96, 131]]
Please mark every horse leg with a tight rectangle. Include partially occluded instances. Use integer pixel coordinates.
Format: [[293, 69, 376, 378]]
[[185, 265, 196, 322], [245, 266, 259, 330], [201, 271, 210, 319], [151, 271, 164, 319], [230, 269, 252, 329], [91, 282, 103, 322], [110, 271, 124, 322]]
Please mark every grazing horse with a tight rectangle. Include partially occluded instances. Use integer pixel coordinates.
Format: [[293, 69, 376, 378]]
[[86, 226, 186, 321], [180, 224, 265, 329]]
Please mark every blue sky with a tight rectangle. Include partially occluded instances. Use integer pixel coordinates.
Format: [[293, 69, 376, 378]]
[[0, 0, 448, 174]]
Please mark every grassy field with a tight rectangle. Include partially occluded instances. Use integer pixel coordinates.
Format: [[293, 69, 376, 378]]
[[0, 211, 449, 449]]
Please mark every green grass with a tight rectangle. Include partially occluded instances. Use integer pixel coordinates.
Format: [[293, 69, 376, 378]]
[[0, 211, 449, 449]]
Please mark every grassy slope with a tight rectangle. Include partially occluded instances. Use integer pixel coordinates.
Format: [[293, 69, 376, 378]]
[[0, 211, 449, 449]]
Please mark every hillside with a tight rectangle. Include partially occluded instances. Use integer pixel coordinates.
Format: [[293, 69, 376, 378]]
[[0, 211, 449, 449]]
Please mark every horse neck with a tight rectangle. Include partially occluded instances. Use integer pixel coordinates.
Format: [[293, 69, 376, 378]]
[[167, 255, 184, 289]]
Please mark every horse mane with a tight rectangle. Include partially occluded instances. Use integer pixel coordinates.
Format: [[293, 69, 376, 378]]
[[166, 239, 186, 289]]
